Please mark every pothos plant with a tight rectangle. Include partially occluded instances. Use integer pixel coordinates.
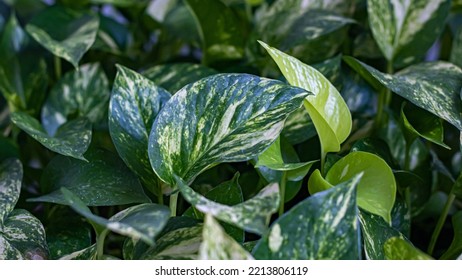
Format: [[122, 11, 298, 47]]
[[0, 0, 462, 260]]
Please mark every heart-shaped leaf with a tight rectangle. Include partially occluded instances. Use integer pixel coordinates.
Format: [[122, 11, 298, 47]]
[[11, 112, 91, 161], [384, 237, 433, 260], [61, 188, 170, 246], [26, 7, 99, 68], [259, 41, 351, 163], [109, 65, 170, 190], [199, 215, 253, 260], [441, 211, 462, 259], [252, 174, 361, 260], [41, 63, 109, 136], [344, 57, 462, 131], [177, 176, 279, 235], [29, 149, 149, 206], [367, 0, 450, 67], [0, 159, 22, 225], [148, 73, 309, 186]]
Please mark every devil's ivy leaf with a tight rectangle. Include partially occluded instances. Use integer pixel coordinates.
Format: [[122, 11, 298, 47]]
[[200, 215, 253, 260], [11, 112, 91, 161], [26, 7, 99, 68], [0, 159, 22, 225], [260, 41, 351, 161], [384, 237, 433, 260], [177, 176, 279, 235], [148, 73, 309, 186], [29, 149, 149, 206], [109, 65, 170, 189], [344, 57, 462, 131], [41, 63, 109, 136], [253, 175, 361, 260], [60, 244, 97, 260], [259, 0, 355, 17], [441, 211, 462, 259], [90, 0, 145, 6], [61, 188, 170, 246], [367, 0, 450, 67], [143, 63, 217, 93], [281, 107, 316, 145]]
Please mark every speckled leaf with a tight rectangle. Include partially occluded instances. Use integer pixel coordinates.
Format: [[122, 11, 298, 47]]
[[26, 7, 99, 68], [177, 176, 279, 235], [359, 210, 406, 260], [281, 107, 316, 145], [61, 188, 170, 246], [253, 175, 361, 260], [60, 244, 97, 260], [11, 112, 91, 161], [109, 65, 170, 189], [29, 149, 149, 206], [259, 0, 355, 17], [41, 63, 109, 136], [441, 211, 462, 259], [368, 0, 450, 67], [149, 73, 309, 186], [199, 215, 253, 260], [141, 225, 203, 260], [324, 151, 396, 223], [0, 159, 22, 225], [344, 57, 462, 131], [259, 42, 351, 160], [90, 0, 144, 6], [143, 63, 217, 93], [384, 237, 433, 260], [185, 0, 244, 65]]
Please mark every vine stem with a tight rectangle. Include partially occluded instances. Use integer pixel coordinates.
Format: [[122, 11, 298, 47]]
[[54, 56, 62, 81], [279, 171, 288, 216], [375, 60, 393, 130], [427, 192, 455, 255], [170, 192, 179, 217], [96, 230, 109, 260]]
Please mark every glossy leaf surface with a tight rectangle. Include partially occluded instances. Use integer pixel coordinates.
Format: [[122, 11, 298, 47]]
[[384, 237, 433, 260]]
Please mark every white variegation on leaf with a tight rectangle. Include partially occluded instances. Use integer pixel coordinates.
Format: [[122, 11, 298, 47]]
[[148, 73, 310, 186], [383, 237, 433, 260], [0, 159, 22, 225], [176, 176, 279, 235], [60, 244, 97, 260]]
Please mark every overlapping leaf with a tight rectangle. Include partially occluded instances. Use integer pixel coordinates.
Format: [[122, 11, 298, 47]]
[[109, 65, 170, 189], [0, 159, 22, 225], [148, 73, 309, 185], [177, 176, 279, 235], [253, 175, 361, 260], [441, 211, 462, 259], [60, 244, 97, 260], [384, 237, 433, 260]]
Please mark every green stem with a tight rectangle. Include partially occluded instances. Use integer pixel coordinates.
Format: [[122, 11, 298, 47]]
[[54, 56, 62, 81], [157, 184, 164, 205], [279, 171, 288, 216], [427, 192, 455, 255], [374, 60, 393, 131], [170, 192, 179, 217], [96, 230, 109, 260]]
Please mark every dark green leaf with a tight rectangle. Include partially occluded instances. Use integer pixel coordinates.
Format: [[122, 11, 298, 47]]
[[351, 138, 397, 169], [148, 73, 309, 186], [60, 244, 97, 260], [0, 137, 20, 162], [0, 158, 22, 225], [29, 149, 149, 206], [383, 237, 433, 260], [281, 107, 316, 145], [253, 175, 361, 260], [109, 65, 170, 190], [391, 198, 411, 238], [11, 112, 91, 161], [90, 0, 146, 7], [441, 211, 462, 259]]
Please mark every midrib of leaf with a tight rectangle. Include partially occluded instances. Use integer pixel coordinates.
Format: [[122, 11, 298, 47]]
[[390, 0, 411, 58]]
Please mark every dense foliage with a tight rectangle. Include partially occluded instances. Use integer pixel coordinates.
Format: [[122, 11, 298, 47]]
[[1, 0, 462, 260]]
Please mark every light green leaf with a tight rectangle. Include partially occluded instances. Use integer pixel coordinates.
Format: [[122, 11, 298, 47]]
[[0, 159, 22, 225], [199, 215, 253, 260], [29, 149, 150, 206], [11, 112, 91, 161], [143, 63, 217, 93], [368, 0, 450, 67], [141, 225, 203, 260], [253, 175, 361, 260], [61, 188, 170, 246], [41, 63, 109, 136], [148, 73, 309, 186], [185, 0, 245, 65], [344, 57, 462, 131], [384, 237, 433, 260], [26, 7, 99, 68], [308, 169, 333, 195], [109, 65, 170, 190], [177, 176, 279, 235], [441, 211, 462, 259], [324, 151, 396, 223], [60, 244, 97, 260], [259, 41, 351, 161]]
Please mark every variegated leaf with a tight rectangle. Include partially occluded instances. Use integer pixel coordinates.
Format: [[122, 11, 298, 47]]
[[1, 209, 49, 260], [61, 188, 170, 246], [384, 237, 433, 260], [60, 244, 97, 260], [26, 7, 99, 68], [177, 176, 279, 235], [368, 0, 450, 67], [109, 65, 170, 190], [199, 215, 253, 260], [29, 149, 149, 206], [11, 112, 91, 161], [260, 0, 355, 17], [259, 42, 351, 161], [142, 225, 203, 260], [344, 57, 462, 131], [148, 73, 309, 186], [253, 175, 361, 260], [90, 0, 143, 6], [41, 63, 109, 136], [0, 236, 23, 260], [0, 159, 22, 225], [143, 63, 217, 93]]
